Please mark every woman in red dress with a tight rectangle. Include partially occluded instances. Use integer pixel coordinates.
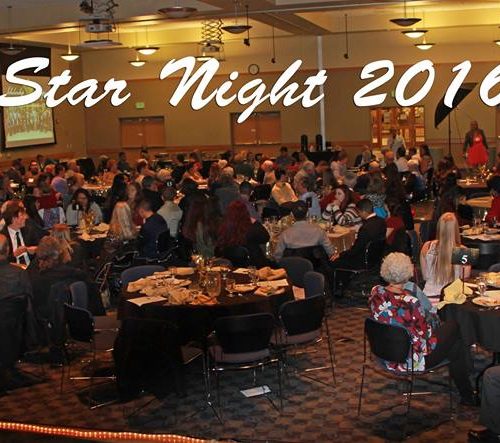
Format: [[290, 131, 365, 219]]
[[464, 120, 489, 166]]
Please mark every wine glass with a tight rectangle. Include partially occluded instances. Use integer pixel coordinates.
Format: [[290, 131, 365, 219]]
[[220, 265, 230, 281], [477, 273, 487, 297], [205, 271, 221, 298], [226, 278, 236, 297], [248, 266, 259, 285]]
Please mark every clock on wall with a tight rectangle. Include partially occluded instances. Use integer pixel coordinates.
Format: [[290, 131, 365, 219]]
[[248, 63, 260, 75]]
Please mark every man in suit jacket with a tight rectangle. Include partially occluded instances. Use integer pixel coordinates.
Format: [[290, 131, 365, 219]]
[[0, 201, 37, 265], [138, 199, 169, 259], [330, 198, 386, 271]]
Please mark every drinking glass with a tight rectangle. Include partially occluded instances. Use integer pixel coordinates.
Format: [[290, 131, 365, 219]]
[[226, 278, 236, 297], [205, 271, 221, 298], [220, 265, 230, 281], [248, 266, 258, 285], [477, 273, 487, 297]]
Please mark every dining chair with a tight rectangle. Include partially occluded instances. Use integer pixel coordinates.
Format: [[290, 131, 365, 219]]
[[207, 313, 283, 420], [272, 295, 335, 387], [61, 304, 119, 409], [358, 318, 453, 439], [278, 256, 313, 288], [69, 281, 88, 309], [303, 271, 325, 299], [120, 265, 165, 286]]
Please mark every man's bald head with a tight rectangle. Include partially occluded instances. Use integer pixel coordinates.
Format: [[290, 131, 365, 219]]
[[0, 234, 9, 261]]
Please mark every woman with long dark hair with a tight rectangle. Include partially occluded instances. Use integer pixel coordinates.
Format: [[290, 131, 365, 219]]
[[103, 173, 127, 222], [322, 184, 361, 226], [182, 197, 220, 257], [217, 200, 270, 267], [66, 188, 103, 226]]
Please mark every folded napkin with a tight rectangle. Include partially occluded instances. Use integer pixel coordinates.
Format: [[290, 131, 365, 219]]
[[256, 267, 287, 281], [257, 279, 289, 288], [127, 296, 165, 307], [437, 279, 472, 310], [254, 287, 285, 297], [175, 267, 195, 276]]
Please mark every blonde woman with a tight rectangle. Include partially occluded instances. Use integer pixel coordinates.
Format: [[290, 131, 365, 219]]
[[109, 201, 137, 241], [50, 223, 87, 268], [420, 212, 470, 299]]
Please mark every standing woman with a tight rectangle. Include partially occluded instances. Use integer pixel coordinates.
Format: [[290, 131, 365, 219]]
[[463, 120, 489, 167], [420, 212, 470, 300]]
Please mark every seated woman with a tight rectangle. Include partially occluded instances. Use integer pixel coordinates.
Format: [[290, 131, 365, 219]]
[[385, 199, 405, 248], [216, 200, 270, 268], [127, 182, 143, 226], [50, 224, 87, 269], [34, 173, 65, 229], [23, 195, 47, 244], [363, 171, 387, 218], [370, 252, 475, 405], [322, 184, 361, 226], [182, 161, 207, 186], [420, 212, 470, 300], [181, 197, 220, 258], [271, 169, 297, 206], [66, 188, 103, 227]]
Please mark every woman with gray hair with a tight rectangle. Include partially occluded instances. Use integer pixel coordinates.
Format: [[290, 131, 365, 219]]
[[369, 252, 475, 406]]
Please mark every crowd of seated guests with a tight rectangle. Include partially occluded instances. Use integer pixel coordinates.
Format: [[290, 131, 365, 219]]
[[1, 139, 499, 376]]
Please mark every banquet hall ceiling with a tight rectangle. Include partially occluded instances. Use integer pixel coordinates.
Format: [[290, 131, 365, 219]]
[[0, 0, 498, 49]]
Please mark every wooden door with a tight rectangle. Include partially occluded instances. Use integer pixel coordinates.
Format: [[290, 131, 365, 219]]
[[120, 116, 165, 148]]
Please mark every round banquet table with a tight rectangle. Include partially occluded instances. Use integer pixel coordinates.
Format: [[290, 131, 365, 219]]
[[461, 235, 500, 270], [118, 271, 294, 345], [441, 300, 500, 352]]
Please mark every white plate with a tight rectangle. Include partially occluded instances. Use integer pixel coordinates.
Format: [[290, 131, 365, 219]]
[[233, 284, 257, 293], [472, 296, 500, 307]]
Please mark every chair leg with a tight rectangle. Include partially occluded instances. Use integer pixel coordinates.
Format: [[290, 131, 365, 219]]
[[448, 367, 453, 417], [402, 375, 414, 439], [276, 359, 283, 412], [324, 319, 336, 385], [357, 364, 366, 416]]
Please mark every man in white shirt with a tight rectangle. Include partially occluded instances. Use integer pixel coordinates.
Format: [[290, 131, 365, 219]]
[[295, 177, 321, 218], [274, 201, 335, 261], [0, 201, 36, 266], [387, 127, 406, 154], [157, 186, 183, 238]]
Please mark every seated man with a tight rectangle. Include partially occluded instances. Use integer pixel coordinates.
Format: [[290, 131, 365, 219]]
[[0, 200, 37, 266], [157, 186, 183, 238], [0, 234, 38, 387], [330, 199, 386, 291], [295, 177, 321, 218], [274, 201, 335, 261], [469, 366, 500, 441], [138, 199, 169, 258], [141, 175, 163, 213]]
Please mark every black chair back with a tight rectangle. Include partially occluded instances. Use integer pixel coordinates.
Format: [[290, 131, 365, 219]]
[[365, 318, 410, 365], [214, 313, 275, 354], [0, 295, 27, 368], [366, 239, 386, 269], [279, 256, 313, 287], [69, 281, 88, 309], [121, 265, 165, 286], [283, 245, 329, 271], [222, 246, 250, 268], [279, 295, 325, 336], [64, 304, 94, 344], [252, 184, 272, 201], [303, 271, 325, 298]]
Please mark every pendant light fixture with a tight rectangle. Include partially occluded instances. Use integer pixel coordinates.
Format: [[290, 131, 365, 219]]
[[402, 28, 427, 39], [0, 6, 26, 56], [390, 0, 421, 27], [495, 26, 500, 46], [158, 1, 197, 19], [136, 27, 159, 56], [61, 39, 80, 61], [415, 36, 435, 50], [222, 1, 252, 34], [129, 53, 146, 67]]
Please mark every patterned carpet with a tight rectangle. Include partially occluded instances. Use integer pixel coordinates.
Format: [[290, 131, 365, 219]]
[[0, 301, 490, 443]]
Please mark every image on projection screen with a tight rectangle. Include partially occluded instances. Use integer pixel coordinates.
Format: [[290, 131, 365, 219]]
[[2, 75, 55, 149]]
